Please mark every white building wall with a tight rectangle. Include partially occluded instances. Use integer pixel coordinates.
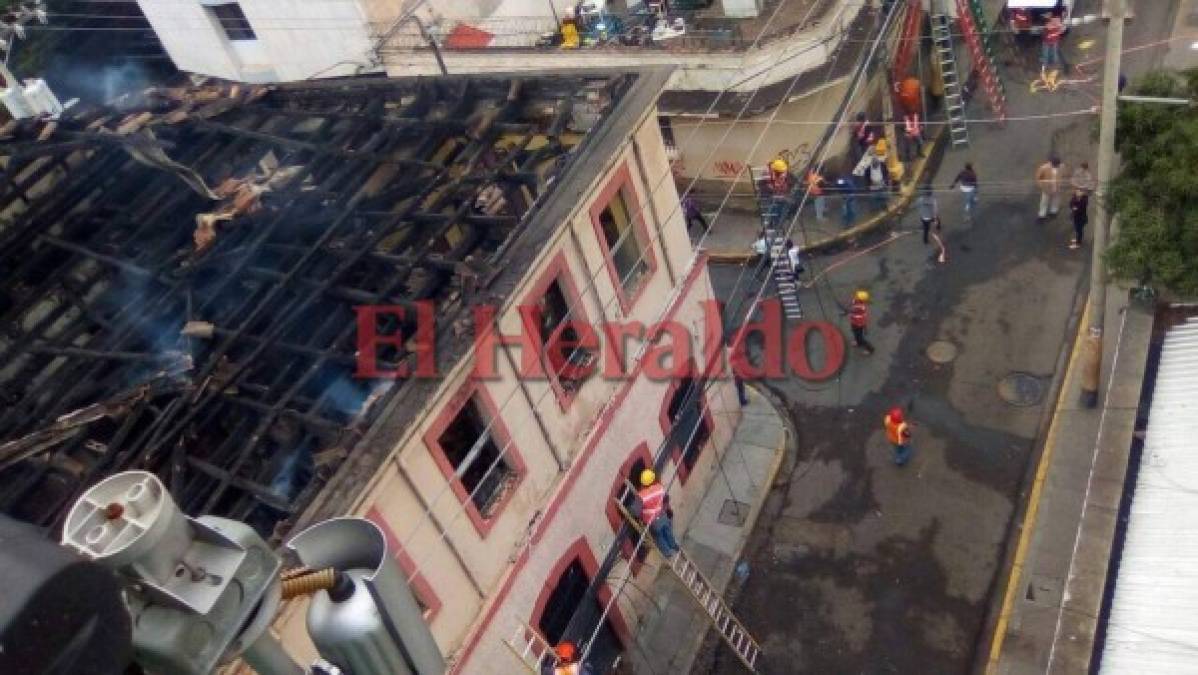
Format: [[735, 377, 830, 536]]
[[137, 0, 380, 82]]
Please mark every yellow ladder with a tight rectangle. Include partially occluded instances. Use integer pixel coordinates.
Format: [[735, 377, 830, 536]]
[[614, 498, 763, 672]]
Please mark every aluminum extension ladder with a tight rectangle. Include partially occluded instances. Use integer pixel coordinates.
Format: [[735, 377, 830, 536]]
[[504, 620, 559, 673], [749, 165, 803, 320], [930, 0, 969, 146], [614, 499, 763, 672]]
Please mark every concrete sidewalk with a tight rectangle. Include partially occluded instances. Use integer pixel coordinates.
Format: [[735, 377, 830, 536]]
[[984, 287, 1154, 675], [629, 384, 791, 674]]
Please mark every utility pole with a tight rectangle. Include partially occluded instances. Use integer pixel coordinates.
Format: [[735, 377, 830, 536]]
[[1079, 0, 1123, 408]]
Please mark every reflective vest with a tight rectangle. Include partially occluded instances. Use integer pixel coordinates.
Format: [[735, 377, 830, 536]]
[[805, 170, 824, 196], [885, 416, 910, 446], [555, 664, 581, 675], [904, 113, 921, 138], [849, 299, 868, 328], [638, 483, 666, 524]]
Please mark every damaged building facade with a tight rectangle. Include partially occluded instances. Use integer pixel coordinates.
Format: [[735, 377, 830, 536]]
[[0, 67, 743, 672]]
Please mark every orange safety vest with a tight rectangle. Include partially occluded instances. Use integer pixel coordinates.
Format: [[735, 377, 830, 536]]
[[849, 299, 868, 328], [884, 416, 910, 446], [555, 664, 581, 675], [904, 113, 921, 137], [638, 483, 666, 524], [805, 170, 824, 196]]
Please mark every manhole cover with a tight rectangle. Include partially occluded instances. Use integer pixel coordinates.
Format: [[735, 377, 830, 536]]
[[926, 340, 958, 363], [998, 372, 1046, 406], [718, 499, 749, 527]]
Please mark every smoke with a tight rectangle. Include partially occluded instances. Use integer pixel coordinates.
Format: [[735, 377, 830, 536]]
[[44, 57, 159, 104]]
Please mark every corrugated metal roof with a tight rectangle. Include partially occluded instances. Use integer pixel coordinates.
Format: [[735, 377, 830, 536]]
[[1102, 316, 1198, 673]]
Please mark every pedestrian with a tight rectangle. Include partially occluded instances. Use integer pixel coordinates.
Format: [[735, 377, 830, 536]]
[[786, 238, 804, 279], [681, 191, 707, 233], [950, 163, 978, 220], [848, 290, 875, 354], [883, 407, 913, 466], [917, 183, 940, 244], [855, 139, 889, 211], [1070, 160, 1095, 196], [635, 469, 679, 557], [851, 112, 879, 159], [1036, 156, 1063, 221], [1040, 13, 1065, 70], [543, 641, 594, 675], [1069, 190, 1088, 249], [805, 166, 827, 220], [836, 174, 858, 227]]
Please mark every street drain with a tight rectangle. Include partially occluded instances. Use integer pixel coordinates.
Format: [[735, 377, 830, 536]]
[[999, 372, 1046, 407], [718, 499, 749, 527], [926, 340, 958, 364]]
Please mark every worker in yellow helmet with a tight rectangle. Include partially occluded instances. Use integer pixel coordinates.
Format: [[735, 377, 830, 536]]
[[635, 468, 679, 557], [848, 289, 875, 354]]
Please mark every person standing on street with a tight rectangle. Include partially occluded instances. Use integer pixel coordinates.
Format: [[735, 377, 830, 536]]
[[1036, 156, 1063, 221], [805, 167, 827, 221], [848, 290, 875, 354], [1069, 190, 1089, 249], [681, 191, 707, 234], [883, 407, 913, 466], [635, 469, 679, 557], [917, 183, 940, 244], [950, 163, 978, 220], [1041, 13, 1065, 71], [1071, 160, 1095, 196]]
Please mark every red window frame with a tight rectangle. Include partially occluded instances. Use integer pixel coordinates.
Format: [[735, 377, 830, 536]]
[[604, 442, 654, 576], [528, 536, 632, 649], [659, 370, 714, 484], [518, 251, 594, 411], [588, 163, 658, 315], [366, 506, 443, 621], [422, 381, 526, 538]]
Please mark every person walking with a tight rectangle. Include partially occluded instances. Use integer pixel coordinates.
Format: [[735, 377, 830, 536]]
[[883, 407, 913, 466], [1069, 190, 1089, 249], [1036, 156, 1063, 221], [851, 112, 878, 159], [1040, 13, 1065, 71], [805, 166, 827, 221], [917, 184, 940, 244], [835, 174, 858, 227], [848, 290, 875, 354], [950, 163, 978, 220], [901, 111, 924, 162], [681, 191, 707, 234], [635, 469, 679, 557]]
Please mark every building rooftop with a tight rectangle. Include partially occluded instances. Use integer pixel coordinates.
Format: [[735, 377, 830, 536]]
[[0, 69, 669, 540]]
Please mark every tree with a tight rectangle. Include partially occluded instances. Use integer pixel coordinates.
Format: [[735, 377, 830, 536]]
[[1107, 69, 1198, 296]]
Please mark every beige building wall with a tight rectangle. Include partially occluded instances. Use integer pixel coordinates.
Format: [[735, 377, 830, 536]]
[[270, 103, 743, 671]]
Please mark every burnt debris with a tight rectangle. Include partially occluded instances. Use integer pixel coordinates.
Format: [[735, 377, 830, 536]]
[[0, 73, 629, 540]]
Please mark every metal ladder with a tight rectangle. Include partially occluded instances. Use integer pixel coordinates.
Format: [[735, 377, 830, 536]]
[[957, 0, 1008, 123], [930, 1, 969, 147], [503, 620, 558, 673], [615, 499, 763, 672], [749, 166, 802, 320]]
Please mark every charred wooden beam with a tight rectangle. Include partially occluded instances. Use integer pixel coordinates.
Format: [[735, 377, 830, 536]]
[[189, 119, 442, 171], [186, 455, 291, 512]]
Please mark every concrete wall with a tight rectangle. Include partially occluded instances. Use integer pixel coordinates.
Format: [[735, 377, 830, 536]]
[[270, 104, 742, 671], [137, 0, 379, 82]]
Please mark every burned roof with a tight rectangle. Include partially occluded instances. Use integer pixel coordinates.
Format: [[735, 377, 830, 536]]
[[0, 70, 666, 541]]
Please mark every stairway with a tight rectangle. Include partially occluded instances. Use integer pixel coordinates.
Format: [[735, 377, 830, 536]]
[[891, 0, 924, 81], [930, 2, 969, 147], [749, 166, 803, 320], [615, 499, 763, 672], [956, 0, 1008, 122], [504, 620, 559, 673]]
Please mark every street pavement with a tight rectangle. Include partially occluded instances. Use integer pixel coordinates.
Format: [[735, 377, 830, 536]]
[[689, 1, 1179, 672]]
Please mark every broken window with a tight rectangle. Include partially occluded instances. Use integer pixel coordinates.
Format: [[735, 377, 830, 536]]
[[209, 2, 256, 41], [666, 377, 712, 475], [535, 277, 596, 393], [437, 397, 517, 519], [596, 187, 649, 298]]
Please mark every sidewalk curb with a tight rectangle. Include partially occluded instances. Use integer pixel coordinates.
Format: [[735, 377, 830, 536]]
[[705, 127, 947, 262]]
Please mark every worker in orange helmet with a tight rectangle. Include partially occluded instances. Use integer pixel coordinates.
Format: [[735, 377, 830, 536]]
[[883, 407, 913, 467], [545, 640, 594, 675]]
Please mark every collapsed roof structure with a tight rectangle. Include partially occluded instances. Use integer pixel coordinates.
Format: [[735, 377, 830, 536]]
[[0, 71, 639, 540]]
